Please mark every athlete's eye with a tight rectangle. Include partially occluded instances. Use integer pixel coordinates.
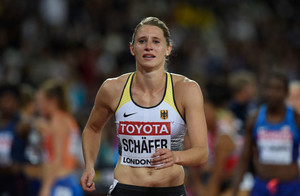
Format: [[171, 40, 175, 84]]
[[138, 40, 146, 44], [153, 40, 160, 44]]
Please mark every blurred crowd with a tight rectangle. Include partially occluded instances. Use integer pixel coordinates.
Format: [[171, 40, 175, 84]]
[[0, 0, 300, 195]]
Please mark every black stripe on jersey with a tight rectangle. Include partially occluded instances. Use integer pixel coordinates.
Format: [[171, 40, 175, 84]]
[[170, 73, 186, 123]]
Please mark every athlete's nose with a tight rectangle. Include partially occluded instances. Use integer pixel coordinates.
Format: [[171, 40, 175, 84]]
[[145, 41, 153, 51]]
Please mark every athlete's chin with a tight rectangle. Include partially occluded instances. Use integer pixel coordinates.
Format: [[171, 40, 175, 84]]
[[137, 62, 164, 71]]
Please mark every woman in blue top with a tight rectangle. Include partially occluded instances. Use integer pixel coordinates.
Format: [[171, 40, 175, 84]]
[[232, 71, 300, 196]]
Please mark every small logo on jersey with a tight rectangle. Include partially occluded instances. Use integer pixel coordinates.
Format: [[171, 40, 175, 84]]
[[160, 110, 168, 120], [123, 112, 137, 118]]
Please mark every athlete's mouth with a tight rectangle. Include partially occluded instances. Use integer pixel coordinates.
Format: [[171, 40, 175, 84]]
[[143, 54, 156, 59]]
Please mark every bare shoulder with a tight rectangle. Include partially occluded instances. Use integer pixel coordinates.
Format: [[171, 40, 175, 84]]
[[95, 73, 131, 111], [170, 73, 203, 114], [101, 73, 131, 92], [171, 73, 201, 92], [97, 73, 130, 98]]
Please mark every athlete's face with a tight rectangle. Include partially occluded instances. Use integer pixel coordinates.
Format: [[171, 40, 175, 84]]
[[36, 91, 51, 117], [0, 93, 18, 117], [130, 25, 172, 70], [264, 77, 287, 106]]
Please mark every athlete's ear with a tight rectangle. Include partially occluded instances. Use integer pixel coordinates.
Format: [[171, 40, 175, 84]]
[[130, 44, 135, 56], [166, 45, 172, 56]]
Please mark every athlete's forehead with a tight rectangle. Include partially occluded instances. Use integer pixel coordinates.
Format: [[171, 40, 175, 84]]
[[135, 25, 165, 40], [267, 77, 286, 89]]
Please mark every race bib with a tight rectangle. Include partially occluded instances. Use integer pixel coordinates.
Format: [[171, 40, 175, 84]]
[[257, 127, 293, 165], [119, 121, 171, 167]]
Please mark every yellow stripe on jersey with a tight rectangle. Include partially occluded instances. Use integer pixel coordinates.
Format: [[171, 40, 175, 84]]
[[115, 72, 134, 113], [116, 72, 181, 117], [163, 72, 182, 117]]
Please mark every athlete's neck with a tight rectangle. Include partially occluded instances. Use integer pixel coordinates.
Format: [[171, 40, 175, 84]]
[[267, 103, 285, 114], [134, 68, 166, 93], [0, 113, 16, 128], [0, 112, 16, 123]]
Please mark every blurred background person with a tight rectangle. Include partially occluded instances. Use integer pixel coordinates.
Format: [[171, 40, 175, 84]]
[[189, 78, 242, 196], [0, 84, 27, 195], [36, 80, 83, 196], [287, 81, 300, 113], [18, 84, 43, 196], [228, 70, 257, 134], [227, 70, 258, 195], [233, 71, 300, 196]]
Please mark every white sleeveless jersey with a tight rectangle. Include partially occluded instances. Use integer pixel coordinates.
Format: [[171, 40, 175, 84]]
[[115, 72, 187, 167]]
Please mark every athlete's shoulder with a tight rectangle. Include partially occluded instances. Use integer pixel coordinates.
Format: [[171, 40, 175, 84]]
[[170, 73, 200, 90], [102, 73, 132, 89], [95, 73, 132, 109], [98, 73, 131, 95], [170, 73, 203, 109]]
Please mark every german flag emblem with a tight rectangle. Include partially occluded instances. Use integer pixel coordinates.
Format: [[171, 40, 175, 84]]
[[160, 110, 168, 120]]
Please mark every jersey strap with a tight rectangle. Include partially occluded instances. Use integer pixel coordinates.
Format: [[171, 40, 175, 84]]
[[115, 73, 134, 113], [164, 72, 182, 118], [115, 72, 183, 120]]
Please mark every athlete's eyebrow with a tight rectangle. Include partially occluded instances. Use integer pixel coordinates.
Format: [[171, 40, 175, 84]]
[[152, 37, 162, 40], [137, 36, 162, 40]]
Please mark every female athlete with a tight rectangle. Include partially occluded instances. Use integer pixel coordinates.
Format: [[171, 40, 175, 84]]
[[37, 81, 83, 196], [80, 17, 208, 196]]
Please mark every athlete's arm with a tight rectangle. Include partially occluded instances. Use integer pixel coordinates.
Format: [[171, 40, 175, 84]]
[[294, 111, 300, 134], [232, 112, 257, 196], [80, 79, 117, 192], [176, 80, 208, 165], [152, 79, 208, 169], [39, 117, 69, 196], [208, 134, 235, 196]]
